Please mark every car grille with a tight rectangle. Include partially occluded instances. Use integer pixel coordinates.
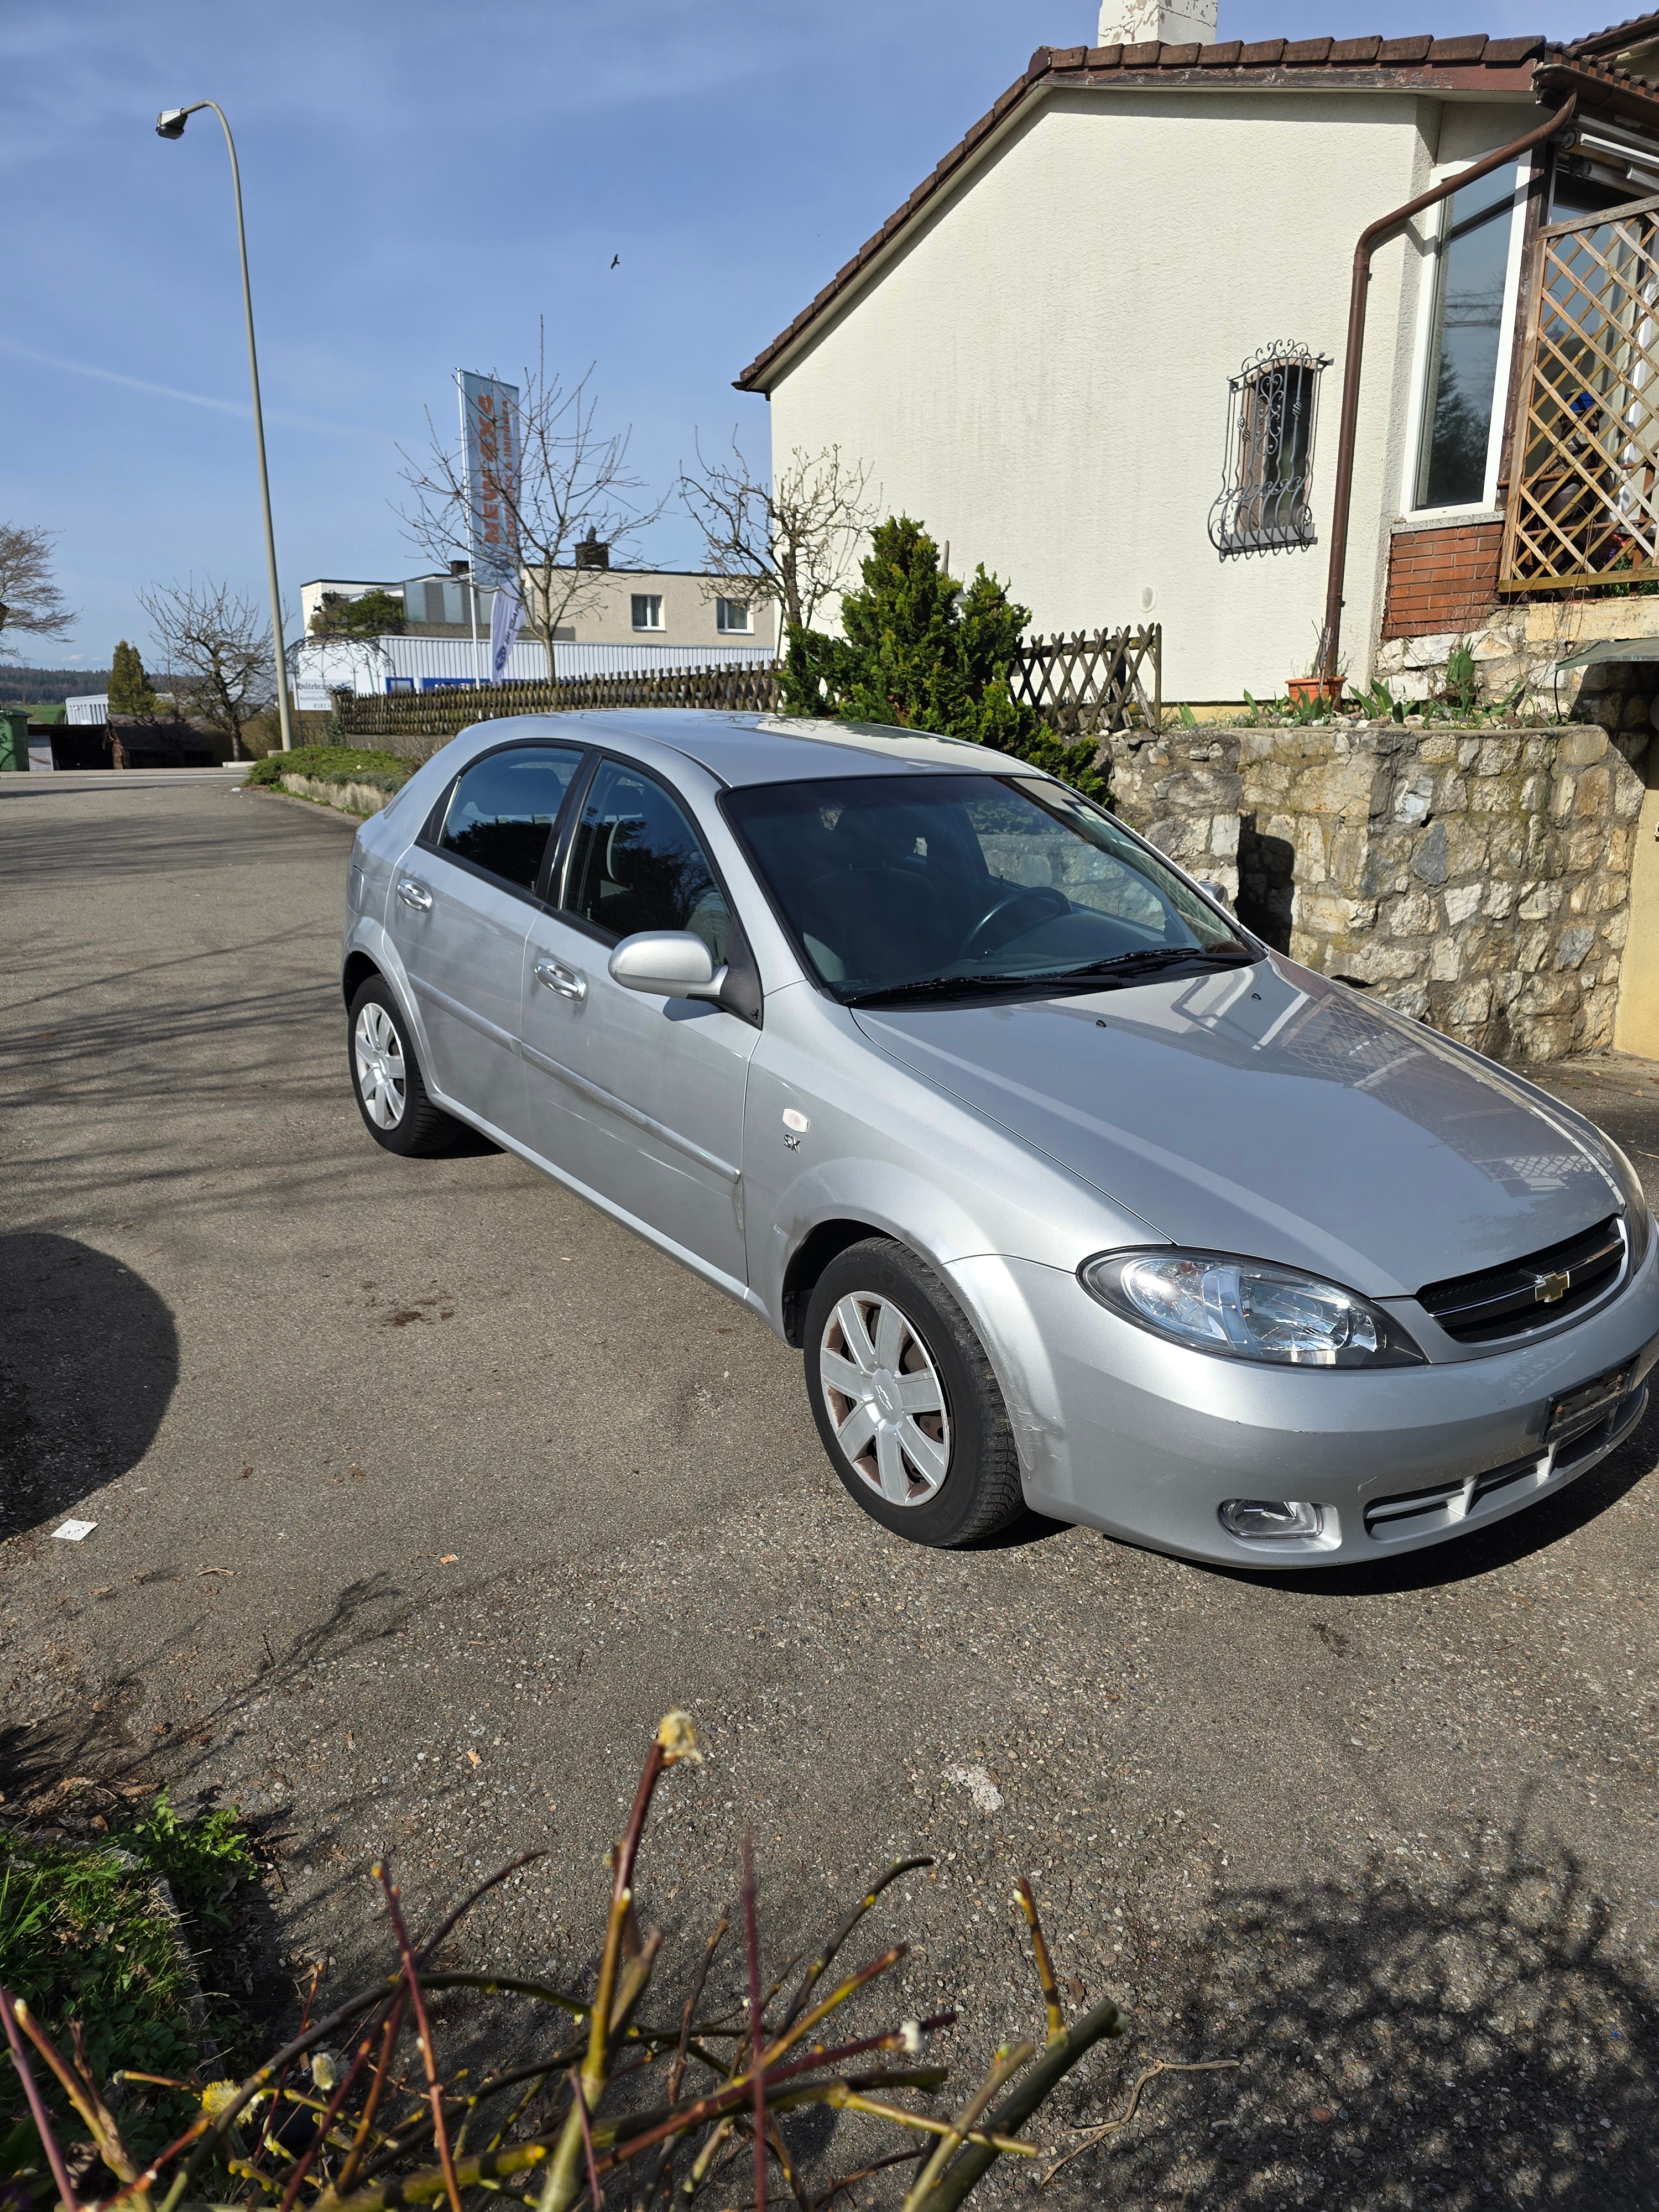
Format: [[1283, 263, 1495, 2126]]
[[1416, 1214, 1626, 1344], [1363, 1380, 1647, 1541]]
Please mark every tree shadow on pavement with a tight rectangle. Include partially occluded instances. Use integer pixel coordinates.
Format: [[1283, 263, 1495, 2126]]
[[0, 1232, 178, 1538], [1045, 1814, 1657, 2209]]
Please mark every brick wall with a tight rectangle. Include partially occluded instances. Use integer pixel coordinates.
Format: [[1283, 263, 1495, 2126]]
[[1380, 520, 1504, 641]]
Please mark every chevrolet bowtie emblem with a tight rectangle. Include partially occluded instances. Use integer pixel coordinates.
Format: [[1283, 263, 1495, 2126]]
[[1533, 1269, 1571, 1305]]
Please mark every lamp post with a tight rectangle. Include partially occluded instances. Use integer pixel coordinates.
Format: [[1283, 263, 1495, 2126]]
[[155, 101, 295, 752]]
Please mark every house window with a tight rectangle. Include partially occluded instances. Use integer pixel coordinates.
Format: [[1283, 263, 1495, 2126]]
[[716, 597, 752, 633], [1208, 345, 1330, 555], [1413, 163, 1521, 510], [631, 594, 664, 630]]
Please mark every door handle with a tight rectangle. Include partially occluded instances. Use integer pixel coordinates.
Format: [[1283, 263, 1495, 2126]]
[[535, 957, 587, 1002], [396, 877, 433, 912]]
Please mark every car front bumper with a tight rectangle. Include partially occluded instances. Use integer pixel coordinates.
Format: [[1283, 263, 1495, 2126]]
[[948, 1233, 1659, 1568]]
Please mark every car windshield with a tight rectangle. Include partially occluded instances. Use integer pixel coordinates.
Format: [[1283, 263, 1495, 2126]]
[[722, 772, 1255, 1004]]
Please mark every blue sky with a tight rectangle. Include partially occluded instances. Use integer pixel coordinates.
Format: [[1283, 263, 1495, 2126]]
[[3, 0, 1599, 668]]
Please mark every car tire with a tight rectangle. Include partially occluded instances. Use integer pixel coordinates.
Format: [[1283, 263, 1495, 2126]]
[[347, 977, 459, 1157], [804, 1237, 1024, 1547]]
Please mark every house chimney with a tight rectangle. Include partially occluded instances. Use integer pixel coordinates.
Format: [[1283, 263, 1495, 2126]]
[[1098, 0, 1217, 43], [574, 527, 610, 571]]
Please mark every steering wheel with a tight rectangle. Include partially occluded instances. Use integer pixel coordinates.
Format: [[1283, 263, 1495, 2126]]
[[964, 884, 1072, 956]]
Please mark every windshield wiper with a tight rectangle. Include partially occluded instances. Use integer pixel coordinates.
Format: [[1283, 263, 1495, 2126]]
[[846, 972, 1057, 1008], [1060, 944, 1259, 983], [846, 945, 1259, 1009]]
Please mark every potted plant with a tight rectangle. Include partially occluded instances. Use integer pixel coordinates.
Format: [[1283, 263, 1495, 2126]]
[[1286, 627, 1345, 709]]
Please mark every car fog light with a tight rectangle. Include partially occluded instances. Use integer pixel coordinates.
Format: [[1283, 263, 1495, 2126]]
[[1218, 1499, 1324, 1540]]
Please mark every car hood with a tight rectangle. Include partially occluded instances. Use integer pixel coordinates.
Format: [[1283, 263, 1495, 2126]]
[[852, 956, 1624, 1296]]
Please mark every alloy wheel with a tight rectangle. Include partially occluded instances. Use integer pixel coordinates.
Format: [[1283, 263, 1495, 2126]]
[[354, 1002, 408, 1129], [818, 1291, 952, 1505]]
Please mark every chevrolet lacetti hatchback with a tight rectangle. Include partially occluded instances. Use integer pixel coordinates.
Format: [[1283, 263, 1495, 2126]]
[[340, 711, 1659, 1566]]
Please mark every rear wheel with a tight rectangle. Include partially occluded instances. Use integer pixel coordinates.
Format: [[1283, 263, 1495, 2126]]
[[348, 977, 458, 1156], [804, 1238, 1024, 1547]]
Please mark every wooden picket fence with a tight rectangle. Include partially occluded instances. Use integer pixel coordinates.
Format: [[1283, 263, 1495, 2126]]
[[335, 628, 1162, 761]]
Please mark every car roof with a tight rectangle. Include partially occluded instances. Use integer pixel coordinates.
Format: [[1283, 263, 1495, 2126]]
[[458, 709, 1029, 787]]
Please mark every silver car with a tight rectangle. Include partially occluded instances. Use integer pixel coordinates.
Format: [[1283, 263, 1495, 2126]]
[[340, 711, 1659, 1567]]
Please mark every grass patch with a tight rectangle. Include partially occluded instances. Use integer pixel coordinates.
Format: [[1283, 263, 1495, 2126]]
[[244, 744, 411, 794], [0, 1795, 258, 2183]]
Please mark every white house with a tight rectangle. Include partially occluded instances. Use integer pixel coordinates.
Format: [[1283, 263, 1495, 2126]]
[[737, 6, 1659, 706]]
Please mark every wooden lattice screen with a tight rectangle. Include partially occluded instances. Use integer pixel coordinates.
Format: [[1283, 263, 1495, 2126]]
[[1500, 187, 1659, 592], [1006, 625, 1162, 735]]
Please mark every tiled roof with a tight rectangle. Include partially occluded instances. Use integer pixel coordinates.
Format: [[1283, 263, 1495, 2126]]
[[734, 34, 1658, 393], [1568, 9, 1659, 58]]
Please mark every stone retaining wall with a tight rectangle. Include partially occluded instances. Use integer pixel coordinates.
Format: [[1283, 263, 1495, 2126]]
[[1374, 594, 1659, 718], [1109, 722, 1647, 1065]]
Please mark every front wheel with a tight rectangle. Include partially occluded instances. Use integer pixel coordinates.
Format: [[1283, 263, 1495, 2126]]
[[803, 1238, 1024, 1547], [347, 977, 459, 1156]]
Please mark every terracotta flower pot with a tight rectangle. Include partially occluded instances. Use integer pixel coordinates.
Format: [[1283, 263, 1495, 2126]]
[[1286, 676, 1344, 708]]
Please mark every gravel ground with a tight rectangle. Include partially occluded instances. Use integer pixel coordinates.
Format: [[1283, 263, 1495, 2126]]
[[1, 778, 1656, 2209]]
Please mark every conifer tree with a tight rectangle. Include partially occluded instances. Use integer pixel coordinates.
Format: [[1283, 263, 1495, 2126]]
[[780, 517, 1105, 796], [108, 639, 158, 718]]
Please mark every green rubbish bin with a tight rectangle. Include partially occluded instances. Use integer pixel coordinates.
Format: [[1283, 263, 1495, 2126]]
[[0, 710, 31, 773]]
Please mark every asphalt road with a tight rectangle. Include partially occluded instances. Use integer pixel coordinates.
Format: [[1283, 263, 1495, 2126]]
[[3, 776, 1656, 2209]]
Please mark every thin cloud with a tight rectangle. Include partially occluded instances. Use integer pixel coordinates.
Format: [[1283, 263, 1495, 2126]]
[[0, 338, 364, 436]]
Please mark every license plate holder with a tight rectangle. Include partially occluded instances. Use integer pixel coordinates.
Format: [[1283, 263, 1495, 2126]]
[[1546, 1362, 1632, 1447]]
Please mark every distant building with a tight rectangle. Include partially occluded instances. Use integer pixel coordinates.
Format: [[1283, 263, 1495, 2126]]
[[290, 546, 775, 708], [297, 551, 776, 658]]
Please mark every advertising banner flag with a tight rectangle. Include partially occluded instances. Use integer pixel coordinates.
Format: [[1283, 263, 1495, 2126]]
[[489, 575, 525, 683], [457, 370, 521, 589]]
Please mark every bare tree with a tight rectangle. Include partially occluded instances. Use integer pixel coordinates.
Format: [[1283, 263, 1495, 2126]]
[[138, 579, 274, 762], [397, 326, 665, 683], [0, 523, 75, 660], [678, 435, 878, 638]]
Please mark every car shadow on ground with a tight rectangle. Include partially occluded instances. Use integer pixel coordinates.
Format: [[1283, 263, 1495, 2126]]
[[0, 1232, 179, 1538]]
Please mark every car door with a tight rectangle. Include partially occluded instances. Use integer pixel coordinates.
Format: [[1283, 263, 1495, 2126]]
[[390, 740, 586, 1140], [520, 754, 759, 1286]]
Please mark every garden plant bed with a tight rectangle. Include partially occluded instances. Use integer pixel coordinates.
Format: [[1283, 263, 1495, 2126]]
[[244, 747, 411, 820]]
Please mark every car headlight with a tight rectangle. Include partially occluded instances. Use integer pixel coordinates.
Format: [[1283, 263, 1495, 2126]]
[[1080, 1249, 1425, 1368]]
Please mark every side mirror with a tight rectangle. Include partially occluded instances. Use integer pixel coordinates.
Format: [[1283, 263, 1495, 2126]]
[[1198, 879, 1231, 906], [608, 930, 729, 1001]]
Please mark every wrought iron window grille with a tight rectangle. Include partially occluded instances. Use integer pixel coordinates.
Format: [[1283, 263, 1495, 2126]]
[[1209, 344, 1331, 557]]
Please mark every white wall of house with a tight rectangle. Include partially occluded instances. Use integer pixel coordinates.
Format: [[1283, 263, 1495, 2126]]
[[759, 85, 1538, 699]]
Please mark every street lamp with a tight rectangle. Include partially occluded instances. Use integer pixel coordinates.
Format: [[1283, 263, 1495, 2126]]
[[155, 101, 295, 753]]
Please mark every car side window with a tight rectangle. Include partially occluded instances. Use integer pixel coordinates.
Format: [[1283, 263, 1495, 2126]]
[[563, 759, 732, 959], [433, 745, 585, 894]]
